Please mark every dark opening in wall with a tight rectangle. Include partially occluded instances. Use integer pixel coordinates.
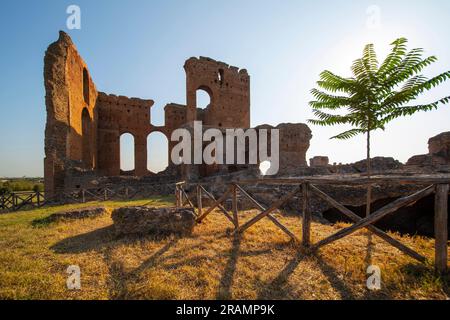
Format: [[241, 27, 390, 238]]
[[322, 194, 450, 239], [218, 69, 224, 85], [83, 68, 89, 104], [81, 107, 92, 169]]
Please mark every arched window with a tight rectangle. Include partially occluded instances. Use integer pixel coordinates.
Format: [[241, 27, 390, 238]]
[[81, 108, 92, 169], [196, 87, 212, 109], [147, 132, 168, 173], [83, 68, 89, 104], [120, 133, 135, 172]]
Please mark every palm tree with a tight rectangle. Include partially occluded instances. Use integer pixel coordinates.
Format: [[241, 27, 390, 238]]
[[308, 38, 450, 216]]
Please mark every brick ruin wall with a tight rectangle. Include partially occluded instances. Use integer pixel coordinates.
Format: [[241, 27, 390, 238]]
[[43, 32, 312, 197], [184, 57, 250, 128], [44, 31, 98, 198]]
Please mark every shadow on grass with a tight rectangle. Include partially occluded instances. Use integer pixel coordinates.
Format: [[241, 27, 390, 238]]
[[31, 216, 56, 228], [50, 225, 184, 299], [50, 226, 116, 254], [386, 263, 450, 297], [314, 254, 358, 300], [257, 250, 307, 299], [217, 233, 241, 299], [106, 238, 179, 299], [256, 249, 361, 299], [50, 225, 180, 255]]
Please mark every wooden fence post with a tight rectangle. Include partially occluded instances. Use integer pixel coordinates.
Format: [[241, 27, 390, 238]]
[[175, 186, 179, 207], [232, 184, 239, 229], [179, 186, 184, 207], [197, 185, 202, 217], [82, 189, 86, 203], [435, 184, 449, 274], [302, 183, 311, 247]]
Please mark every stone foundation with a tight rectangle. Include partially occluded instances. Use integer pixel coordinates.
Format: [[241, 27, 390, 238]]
[[111, 206, 196, 237]]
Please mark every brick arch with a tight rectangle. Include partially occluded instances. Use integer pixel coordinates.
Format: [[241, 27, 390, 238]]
[[119, 132, 135, 173], [195, 85, 214, 109], [147, 131, 169, 174]]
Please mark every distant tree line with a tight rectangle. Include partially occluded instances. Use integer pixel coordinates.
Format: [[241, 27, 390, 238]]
[[0, 179, 44, 195]]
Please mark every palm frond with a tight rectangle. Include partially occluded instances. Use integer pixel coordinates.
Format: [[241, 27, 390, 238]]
[[308, 109, 352, 126], [362, 43, 379, 84], [382, 71, 450, 109], [378, 38, 408, 78], [330, 128, 366, 140], [380, 96, 450, 125]]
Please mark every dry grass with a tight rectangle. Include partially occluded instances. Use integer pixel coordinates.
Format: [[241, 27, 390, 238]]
[[0, 196, 448, 300]]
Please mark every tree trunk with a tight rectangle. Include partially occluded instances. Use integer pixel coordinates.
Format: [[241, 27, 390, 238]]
[[366, 129, 372, 217]]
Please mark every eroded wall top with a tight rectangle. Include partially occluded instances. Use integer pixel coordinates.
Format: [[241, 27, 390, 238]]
[[184, 57, 250, 128], [44, 31, 98, 196]]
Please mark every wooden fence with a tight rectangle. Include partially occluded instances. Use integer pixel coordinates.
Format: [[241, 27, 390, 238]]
[[0, 183, 171, 213], [175, 176, 449, 274], [0, 191, 46, 212]]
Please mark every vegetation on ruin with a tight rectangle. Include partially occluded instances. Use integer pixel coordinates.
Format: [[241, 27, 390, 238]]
[[0, 198, 448, 300]]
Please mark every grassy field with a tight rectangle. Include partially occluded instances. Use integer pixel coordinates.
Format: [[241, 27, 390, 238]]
[[0, 195, 448, 300]]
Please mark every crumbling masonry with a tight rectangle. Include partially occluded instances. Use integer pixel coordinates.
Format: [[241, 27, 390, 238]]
[[44, 31, 312, 197]]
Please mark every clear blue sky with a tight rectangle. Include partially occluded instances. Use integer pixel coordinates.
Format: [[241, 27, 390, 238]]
[[1, 0, 449, 177]]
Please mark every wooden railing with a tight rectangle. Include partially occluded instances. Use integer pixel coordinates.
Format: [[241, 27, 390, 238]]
[[175, 175, 450, 273], [0, 182, 173, 213], [0, 191, 46, 212]]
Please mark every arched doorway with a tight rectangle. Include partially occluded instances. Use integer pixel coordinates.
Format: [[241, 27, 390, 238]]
[[81, 107, 93, 169], [147, 132, 169, 173], [120, 133, 135, 173]]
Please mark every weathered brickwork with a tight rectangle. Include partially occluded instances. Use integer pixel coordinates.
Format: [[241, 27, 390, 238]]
[[96, 93, 157, 177], [184, 57, 250, 128], [406, 131, 450, 166], [44, 31, 98, 197], [310, 156, 330, 167], [44, 32, 312, 197]]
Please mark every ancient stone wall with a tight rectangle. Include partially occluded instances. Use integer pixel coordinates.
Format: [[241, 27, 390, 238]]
[[164, 103, 187, 166], [278, 123, 312, 168], [255, 123, 312, 170], [310, 156, 329, 167], [184, 57, 250, 128], [44, 32, 312, 196], [96, 93, 157, 176], [406, 132, 450, 166], [44, 31, 98, 197]]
